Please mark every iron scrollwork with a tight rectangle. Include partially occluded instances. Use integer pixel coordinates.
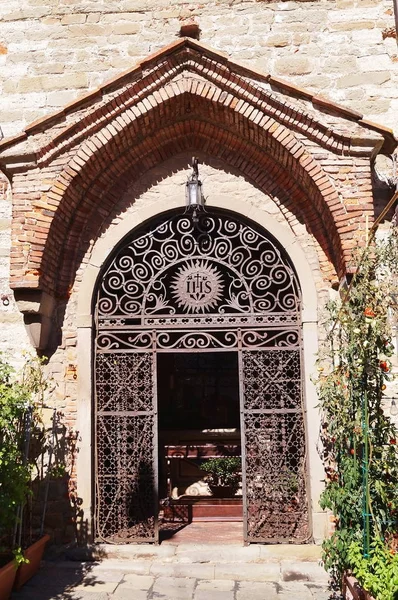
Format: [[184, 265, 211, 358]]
[[97, 213, 301, 322]]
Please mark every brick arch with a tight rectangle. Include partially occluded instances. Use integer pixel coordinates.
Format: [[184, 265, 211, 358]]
[[39, 87, 346, 297]]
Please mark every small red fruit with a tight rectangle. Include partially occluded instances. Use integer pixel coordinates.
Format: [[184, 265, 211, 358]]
[[364, 307, 375, 318]]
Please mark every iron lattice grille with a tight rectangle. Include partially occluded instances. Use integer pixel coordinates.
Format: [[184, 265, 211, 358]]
[[95, 211, 310, 544], [241, 349, 310, 543], [95, 352, 157, 543]]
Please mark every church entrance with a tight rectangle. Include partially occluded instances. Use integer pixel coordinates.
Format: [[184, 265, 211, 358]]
[[158, 352, 242, 538], [94, 209, 310, 544]]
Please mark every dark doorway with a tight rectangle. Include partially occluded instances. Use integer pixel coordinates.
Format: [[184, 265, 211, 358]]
[[157, 352, 242, 537], [158, 352, 240, 431]]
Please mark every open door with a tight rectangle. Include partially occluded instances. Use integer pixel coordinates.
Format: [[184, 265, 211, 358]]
[[240, 348, 310, 543], [95, 351, 158, 543]]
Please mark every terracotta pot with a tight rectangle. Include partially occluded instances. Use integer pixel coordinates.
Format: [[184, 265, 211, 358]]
[[0, 559, 18, 600], [342, 573, 375, 600], [13, 534, 50, 591]]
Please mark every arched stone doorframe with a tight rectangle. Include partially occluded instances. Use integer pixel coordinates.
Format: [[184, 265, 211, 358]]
[[76, 195, 326, 543]]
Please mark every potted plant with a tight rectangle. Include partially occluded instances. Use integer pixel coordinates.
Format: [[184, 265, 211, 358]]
[[0, 354, 49, 599], [341, 538, 398, 600], [0, 355, 33, 599], [201, 457, 241, 497]]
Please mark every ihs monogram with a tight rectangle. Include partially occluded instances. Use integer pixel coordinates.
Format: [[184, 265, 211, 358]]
[[171, 260, 224, 313]]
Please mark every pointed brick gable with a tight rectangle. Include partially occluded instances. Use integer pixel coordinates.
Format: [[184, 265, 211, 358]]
[[0, 38, 395, 348]]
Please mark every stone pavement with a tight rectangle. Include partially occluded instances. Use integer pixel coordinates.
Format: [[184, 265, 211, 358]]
[[11, 541, 334, 600]]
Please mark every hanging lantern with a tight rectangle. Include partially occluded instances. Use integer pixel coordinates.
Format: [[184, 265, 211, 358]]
[[185, 157, 205, 227]]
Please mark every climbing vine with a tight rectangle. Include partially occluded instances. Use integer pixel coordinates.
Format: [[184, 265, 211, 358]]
[[317, 226, 398, 597]]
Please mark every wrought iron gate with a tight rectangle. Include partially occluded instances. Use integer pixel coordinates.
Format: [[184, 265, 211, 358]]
[[95, 352, 158, 543], [241, 349, 309, 542], [94, 210, 310, 543]]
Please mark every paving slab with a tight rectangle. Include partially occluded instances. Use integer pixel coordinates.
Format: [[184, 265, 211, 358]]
[[237, 581, 279, 600], [80, 569, 126, 583], [194, 590, 235, 600], [152, 575, 197, 599], [277, 582, 314, 600], [72, 580, 119, 594], [119, 573, 155, 589], [306, 584, 333, 600], [113, 590, 148, 600], [194, 579, 236, 600], [196, 580, 235, 591]]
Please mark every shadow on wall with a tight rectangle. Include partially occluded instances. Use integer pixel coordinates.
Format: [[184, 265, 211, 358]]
[[25, 409, 89, 549], [372, 153, 397, 222]]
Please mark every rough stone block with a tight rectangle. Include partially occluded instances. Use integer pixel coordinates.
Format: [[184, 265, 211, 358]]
[[358, 54, 392, 71], [112, 22, 140, 35], [61, 14, 87, 25], [337, 71, 391, 88], [274, 56, 313, 76], [265, 34, 291, 47]]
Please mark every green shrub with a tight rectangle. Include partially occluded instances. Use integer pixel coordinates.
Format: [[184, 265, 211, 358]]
[[0, 354, 45, 553], [201, 457, 241, 492]]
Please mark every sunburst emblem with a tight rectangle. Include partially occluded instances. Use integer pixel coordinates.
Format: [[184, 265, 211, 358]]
[[171, 260, 224, 313]]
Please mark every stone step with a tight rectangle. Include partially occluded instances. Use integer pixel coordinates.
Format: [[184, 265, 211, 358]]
[[51, 557, 328, 585], [66, 542, 323, 565]]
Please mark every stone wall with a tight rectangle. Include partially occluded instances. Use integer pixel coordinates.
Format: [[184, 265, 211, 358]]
[[0, 173, 31, 361], [0, 0, 397, 138]]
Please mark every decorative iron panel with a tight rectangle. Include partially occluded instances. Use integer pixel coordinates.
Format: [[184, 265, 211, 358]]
[[94, 210, 309, 544], [96, 327, 301, 352], [95, 352, 158, 543], [241, 349, 310, 543], [97, 213, 300, 325]]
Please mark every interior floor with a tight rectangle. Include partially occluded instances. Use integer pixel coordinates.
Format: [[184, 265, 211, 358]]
[[160, 521, 244, 545]]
